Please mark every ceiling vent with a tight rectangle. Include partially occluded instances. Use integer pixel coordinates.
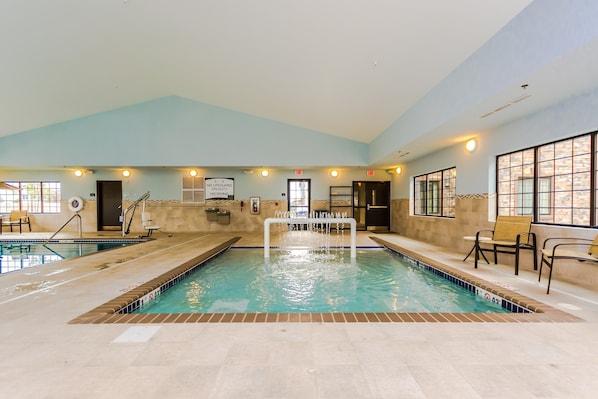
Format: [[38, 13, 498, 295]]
[[480, 93, 533, 119]]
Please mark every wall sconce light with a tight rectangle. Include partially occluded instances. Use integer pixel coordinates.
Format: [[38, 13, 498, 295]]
[[330, 169, 339, 177], [189, 169, 198, 177], [465, 139, 477, 152], [261, 169, 269, 177], [122, 169, 131, 177], [74, 169, 93, 177]]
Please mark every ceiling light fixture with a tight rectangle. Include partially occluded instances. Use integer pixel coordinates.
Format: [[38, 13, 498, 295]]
[[465, 139, 477, 152], [386, 167, 402, 175]]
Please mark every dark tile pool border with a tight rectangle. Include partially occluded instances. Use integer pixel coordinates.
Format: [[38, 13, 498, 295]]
[[0, 238, 148, 244], [387, 248, 531, 313], [69, 236, 582, 324]]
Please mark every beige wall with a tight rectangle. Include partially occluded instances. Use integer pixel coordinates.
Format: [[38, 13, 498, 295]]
[[392, 195, 598, 291], [28, 199, 292, 235], [27, 199, 333, 235]]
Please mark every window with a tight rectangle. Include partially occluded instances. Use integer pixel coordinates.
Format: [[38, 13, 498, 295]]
[[517, 178, 534, 215], [427, 174, 440, 215], [516, 177, 552, 216], [182, 176, 205, 203], [0, 181, 61, 213], [497, 149, 535, 216], [288, 179, 311, 218], [497, 133, 594, 226], [538, 177, 553, 216], [413, 167, 456, 217]]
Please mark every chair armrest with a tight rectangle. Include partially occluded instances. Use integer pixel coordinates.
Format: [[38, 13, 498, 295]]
[[516, 231, 536, 246], [542, 237, 593, 250], [475, 229, 494, 241], [545, 241, 596, 258]]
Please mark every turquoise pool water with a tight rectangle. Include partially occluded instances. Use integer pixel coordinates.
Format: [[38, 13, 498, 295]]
[[0, 240, 141, 273], [136, 248, 508, 314]]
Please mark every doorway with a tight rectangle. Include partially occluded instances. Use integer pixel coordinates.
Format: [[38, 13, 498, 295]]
[[96, 180, 122, 231], [287, 179, 311, 218], [353, 181, 391, 231]]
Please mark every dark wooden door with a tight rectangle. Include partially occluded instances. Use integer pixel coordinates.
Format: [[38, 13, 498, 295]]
[[96, 181, 122, 231], [353, 181, 390, 231]]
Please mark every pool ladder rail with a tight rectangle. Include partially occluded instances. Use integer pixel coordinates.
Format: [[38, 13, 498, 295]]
[[44, 213, 82, 244], [122, 191, 151, 237]]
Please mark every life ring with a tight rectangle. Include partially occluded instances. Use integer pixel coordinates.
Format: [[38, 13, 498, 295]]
[[68, 196, 84, 212]]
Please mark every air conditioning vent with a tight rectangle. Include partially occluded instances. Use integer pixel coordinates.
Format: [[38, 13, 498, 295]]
[[480, 93, 532, 119]]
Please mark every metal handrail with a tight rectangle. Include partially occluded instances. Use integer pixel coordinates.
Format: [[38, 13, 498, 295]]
[[122, 191, 150, 237], [44, 213, 82, 244]]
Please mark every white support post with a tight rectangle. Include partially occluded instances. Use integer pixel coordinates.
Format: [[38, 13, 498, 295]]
[[264, 217, 357, 258]]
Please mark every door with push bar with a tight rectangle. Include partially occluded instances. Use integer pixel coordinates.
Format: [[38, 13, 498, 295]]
[[352, 181, 391, 231]]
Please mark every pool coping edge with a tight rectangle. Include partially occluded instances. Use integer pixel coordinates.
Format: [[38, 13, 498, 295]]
[[68, 236, 582, 324]]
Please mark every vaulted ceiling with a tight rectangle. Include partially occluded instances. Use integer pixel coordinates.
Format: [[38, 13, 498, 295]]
[[2, 1, 598, 166]]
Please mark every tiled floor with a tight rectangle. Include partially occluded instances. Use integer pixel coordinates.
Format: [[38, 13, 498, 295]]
[[1, 230, 598, 398]]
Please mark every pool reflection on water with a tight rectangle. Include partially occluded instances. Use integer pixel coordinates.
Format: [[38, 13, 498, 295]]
[[0, 240, 142, 273]]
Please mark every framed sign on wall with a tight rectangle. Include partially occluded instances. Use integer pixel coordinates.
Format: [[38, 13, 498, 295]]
[[205, 178, 234, 200]]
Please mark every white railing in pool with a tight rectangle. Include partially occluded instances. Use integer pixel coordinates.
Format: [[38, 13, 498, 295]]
[[264, 217, 357, 258]]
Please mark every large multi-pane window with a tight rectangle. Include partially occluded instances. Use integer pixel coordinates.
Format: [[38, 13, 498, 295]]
[[0, 181, 61, 213], [497, 133, 594, 226], [413, 167, 456, 217]]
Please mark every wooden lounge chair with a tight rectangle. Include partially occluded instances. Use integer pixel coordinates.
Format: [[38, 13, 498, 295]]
[[539, 235, 598, 294], [1, 210, 31, 233], [463, 215, 537, 275]]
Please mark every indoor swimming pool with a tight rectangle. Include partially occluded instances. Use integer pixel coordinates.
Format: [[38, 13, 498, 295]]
[[133, 248, 518, 314], [0, 239, 144, 274]]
